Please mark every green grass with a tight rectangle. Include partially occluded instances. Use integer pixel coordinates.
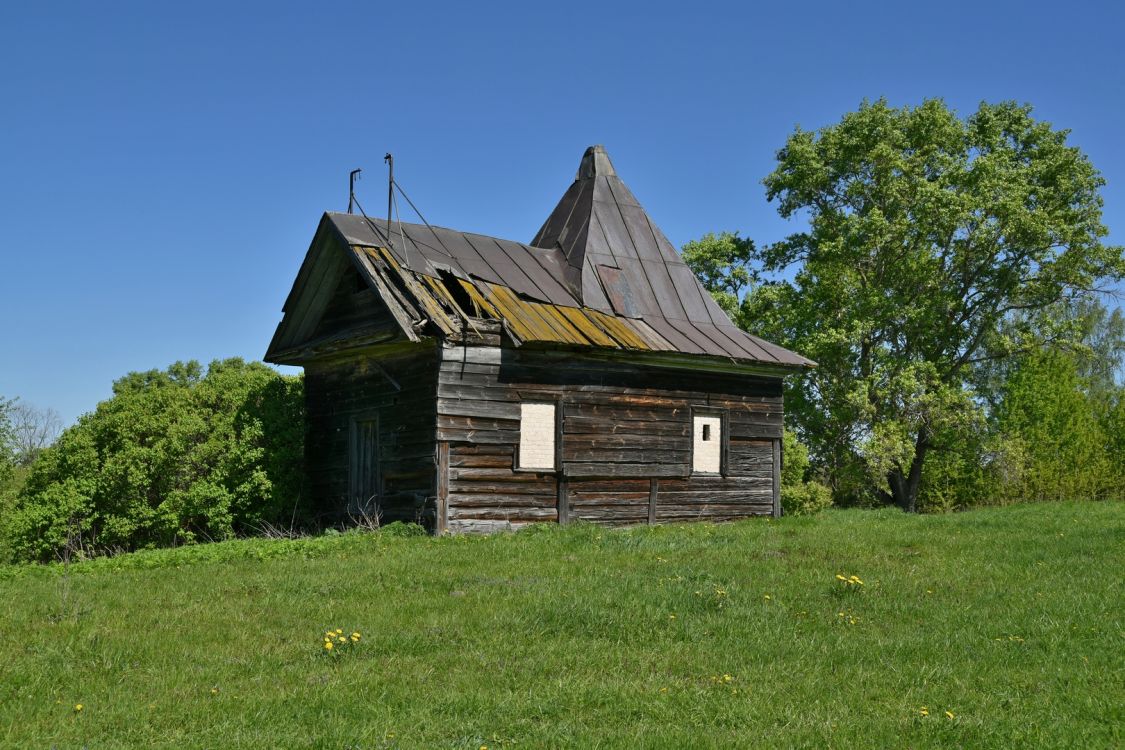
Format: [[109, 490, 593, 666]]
[[1, 502, 1121, 749]]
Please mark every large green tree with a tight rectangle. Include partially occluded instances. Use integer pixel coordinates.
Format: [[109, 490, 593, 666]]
[[726, 99, 1123, 511]]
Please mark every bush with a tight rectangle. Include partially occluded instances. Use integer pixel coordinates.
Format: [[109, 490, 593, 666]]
[[2, 359, 304, 562], [781, 429, 833, 516], [781, 481, 833, 516], [380, 521, 427, 538]]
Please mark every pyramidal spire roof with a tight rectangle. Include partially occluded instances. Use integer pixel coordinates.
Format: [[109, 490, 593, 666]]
[[527, 145, 813, 367], [533, 145, 727, 319]]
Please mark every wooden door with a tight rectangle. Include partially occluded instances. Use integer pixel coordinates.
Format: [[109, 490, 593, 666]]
[[349, 415, 380, 517]]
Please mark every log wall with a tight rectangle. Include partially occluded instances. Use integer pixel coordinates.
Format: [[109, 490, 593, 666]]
[[304, 344, 438, 528], [436, 345, 783, 533]]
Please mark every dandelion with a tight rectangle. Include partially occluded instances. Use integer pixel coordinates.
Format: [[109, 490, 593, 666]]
[[764, 594, 772, 600], [324, 641, 334, 651], [668, 614, 676, 620], [335, 629, 343, 635], [74, 704, 83, 712], [210, 688, 219, 696], [659, 687, 668, 694], [919, 707, 929, 717], [945, 710, 955, 719], [836, 574, 847, 581], [722, 674, 733, 683], [338, 636, 347, 643]]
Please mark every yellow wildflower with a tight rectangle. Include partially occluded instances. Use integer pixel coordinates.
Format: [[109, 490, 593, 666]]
[[210, 688, 218, 695], [945, 710, 955, 719], [74, 704, 84, 712], [919, 707, 929, 716], [335, 629, 343, 635], [324, 641, 333, 651], [722, 674, 733, 683], [337, 636, 347, 643], [764, 594, 772, 600], [352, 632, 361, 639], [836, 574, 847, 581]]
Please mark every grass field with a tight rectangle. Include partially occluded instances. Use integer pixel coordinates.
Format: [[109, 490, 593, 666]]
[[1, 502, 1121, 748]]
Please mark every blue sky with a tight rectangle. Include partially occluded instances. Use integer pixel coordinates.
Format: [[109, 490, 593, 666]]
[[2, 1, 1123, 425]]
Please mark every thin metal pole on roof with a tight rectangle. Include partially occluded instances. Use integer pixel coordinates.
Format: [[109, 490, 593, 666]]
[[384, 153, 394, 233], [347, 168, 362, 214]]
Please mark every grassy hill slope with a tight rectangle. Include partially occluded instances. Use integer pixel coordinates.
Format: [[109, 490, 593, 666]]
[[1, 502, 1121, 748]]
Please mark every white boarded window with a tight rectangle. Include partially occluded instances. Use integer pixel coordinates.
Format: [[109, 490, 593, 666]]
[[693, 414, 722, 473], [518, 402, 556, 470]]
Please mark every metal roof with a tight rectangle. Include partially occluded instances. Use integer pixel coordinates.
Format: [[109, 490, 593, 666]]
[[289, 146, 813, 370]]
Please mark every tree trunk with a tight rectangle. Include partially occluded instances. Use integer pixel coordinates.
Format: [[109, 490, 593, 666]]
[[889, 432, 929, 512]]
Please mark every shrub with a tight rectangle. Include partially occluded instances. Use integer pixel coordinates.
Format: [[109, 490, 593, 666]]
[[781, 481, 833, 516], [379, 521, 427, 538], [2, 359, 304, 562], [781, 429, 833, 516]]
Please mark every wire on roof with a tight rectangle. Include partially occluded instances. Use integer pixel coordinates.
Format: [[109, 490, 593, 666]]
[[348, 193, 394, 249], [394, 180, 453, 258]]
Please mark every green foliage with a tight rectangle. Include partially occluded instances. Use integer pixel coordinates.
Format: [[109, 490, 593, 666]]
[[1104, 393, 1125, 495], [0, 502, 1119, 747], [691, 98, 1124, 511], [3, 359, 304, 561], [680, 232, 757, 316], [994, 350, 1114, 502], [780, 428, 809, 486], [379, 520, 428, 538], [0, 396, 14, 486], [780, 481, 834, 516], [780, 429, 833, 515]]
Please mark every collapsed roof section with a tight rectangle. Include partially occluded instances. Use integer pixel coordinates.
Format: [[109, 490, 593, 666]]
[[265, 147, 814, 372]]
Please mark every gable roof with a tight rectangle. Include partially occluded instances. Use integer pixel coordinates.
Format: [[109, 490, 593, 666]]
[[265, 147, 814, 372]]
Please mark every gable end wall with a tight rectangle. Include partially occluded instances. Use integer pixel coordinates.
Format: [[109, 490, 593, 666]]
[[304, 345, 439, 528]]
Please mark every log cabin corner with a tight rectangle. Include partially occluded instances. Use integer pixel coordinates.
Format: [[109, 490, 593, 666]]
[[264, 146, 815, 533]]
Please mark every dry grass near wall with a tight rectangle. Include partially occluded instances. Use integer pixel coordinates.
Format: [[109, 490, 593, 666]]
[[0, 501, 1121, 749]]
